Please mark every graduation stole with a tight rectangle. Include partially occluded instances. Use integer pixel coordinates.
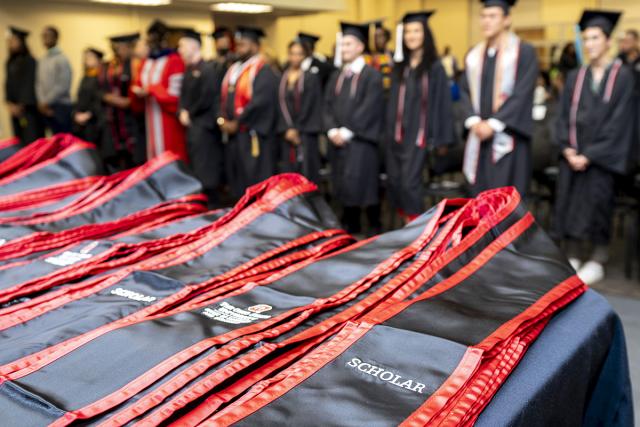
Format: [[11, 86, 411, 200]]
[[279, 69, 305, 163], [220, 55, 265, 120], [569, 59, 623, 149], [463, 32, 520, 185], [394, 66, 429, 148], [372, 51, 393, 90], [221, 55, 266, 157], [334, 61, 363, 98], [278, 69, 304, 128]]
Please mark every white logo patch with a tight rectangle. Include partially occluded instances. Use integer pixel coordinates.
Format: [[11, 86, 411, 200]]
[[109, 287, 157, 303], [201, 301, 272, 324], [0, 239, 6, 246], [45, 251, 93, 267], [346, 357, 426, 394]]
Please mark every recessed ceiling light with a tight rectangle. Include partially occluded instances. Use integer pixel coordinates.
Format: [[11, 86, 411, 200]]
[[210, 2, 273, 14], [91, 0, 171, 6]]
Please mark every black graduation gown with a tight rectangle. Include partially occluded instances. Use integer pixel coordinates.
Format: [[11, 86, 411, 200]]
[[226, 64, 280, 198], [101, 59, 142, 166], [179, 60, 223, 193], [5, 52, 44, 144], [553, 64, 635, 245], [620, 55, 640, 168], [309, 56, 334, 89], [324, 64, 384, 207], [73, 74, 104, 144], [459, 42, 538, 196], [385, 60, 456, 215], [277, 70, 323, 184]]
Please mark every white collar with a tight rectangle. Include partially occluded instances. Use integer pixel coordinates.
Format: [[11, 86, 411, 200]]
[[301, 56, 312, 71], [345, 56, 366, 74]]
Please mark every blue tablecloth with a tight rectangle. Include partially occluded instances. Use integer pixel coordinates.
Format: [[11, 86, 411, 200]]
[[476, 289, 634, 426]]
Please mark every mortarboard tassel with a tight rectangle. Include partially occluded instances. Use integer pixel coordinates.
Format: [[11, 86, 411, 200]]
[[393, 23, 404, 63], [334, 31, 343, 68]]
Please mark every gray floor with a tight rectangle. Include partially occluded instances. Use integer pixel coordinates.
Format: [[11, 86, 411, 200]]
[[579, 239, 639, 425], [600, 290, 640, 426]]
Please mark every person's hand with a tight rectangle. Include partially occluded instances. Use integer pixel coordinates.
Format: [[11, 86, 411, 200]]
[[74, 111, 92, 125], [7, 103, 24, 117], [285, 128, 301, 145], [472, 121, 494, 141], [131, 85, 147, 97], [38, 103, 54, 117], [222, 120, 239, 135], [572, 154, 590, 171], [435, 146, 449, 156], [563, 147, 578, 161], [103, 93, 115, 104], [179, 109, 191, 127], [329, 133, 345, 147]]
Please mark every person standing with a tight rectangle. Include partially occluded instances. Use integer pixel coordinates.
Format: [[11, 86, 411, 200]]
[[36, 26, 72, 135], [178, 29, 224, 206], [277, 38, 323, 184], [212, 27, 236, 71], [73, 48, 105, 144], [371, 20, 394, 94], [325, 22, 384, 235], [100, 33, 142, 170], [617, 29, 640, 168], [218, 26, 279, 198], [459, 0, 538, 197], [554, 10, 634, 285], [441, 45, 459, 80], [297, 32, 333, 89], [130, 20, 186, 162], [4, 26, 44, 144], [386, 11, 456, 223]]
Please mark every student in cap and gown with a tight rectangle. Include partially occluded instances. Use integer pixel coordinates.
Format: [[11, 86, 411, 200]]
[[325, 22, 384, 235], [4, 26, 44, 144], [177, 29, 225, 206], [218, 26, 280, 198], [101, 33, 143, 169], [277, 37, 323, 184], [554, 10, 635, 285], [459, 0, 538, 197], [212, 27, 236, 74], [297, 32, 334, 89], [385, 11, 456, 223], [73, 48, 105, 144]]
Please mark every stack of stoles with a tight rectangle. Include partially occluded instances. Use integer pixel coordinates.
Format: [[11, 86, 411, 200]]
[[0, 135, 585, 426]]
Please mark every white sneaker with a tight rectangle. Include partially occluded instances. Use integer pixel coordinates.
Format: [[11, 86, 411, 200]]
[[577, 261, 605, 285], [568, 258, 582, 271]]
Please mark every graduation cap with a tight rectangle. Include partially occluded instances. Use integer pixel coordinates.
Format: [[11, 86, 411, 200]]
[[297, 32, 320, 49], [235, 26, 266, 44], [578, 10, 622, 37], [8, 26, 29, 40], [86, 47, 104, 59], [393, 11, 436, 63], [339, 21, 369, 45], [109, 32, 139, 44], [402, 11, 435, 24], [480, 0, 517, 14], [212, 27, 231, 40], [178, 28, 201, 44], [371, 19, 386, 30], [147, 19, 169, 36]]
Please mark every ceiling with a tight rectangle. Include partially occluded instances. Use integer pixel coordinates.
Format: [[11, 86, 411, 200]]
[[49, 0, 347, 15]]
